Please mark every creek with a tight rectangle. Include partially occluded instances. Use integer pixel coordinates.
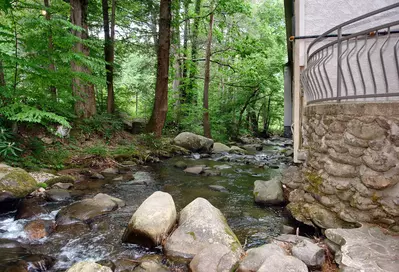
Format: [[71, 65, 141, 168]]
[[0, 139, 294, 271]]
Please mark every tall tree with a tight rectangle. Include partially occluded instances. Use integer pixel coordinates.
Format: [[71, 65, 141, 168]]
[[203, 1, 214, 138], [146, 0, 172, 137], [102, 0, 116, 113], [187, 0, 201, 103], [70, 0, 96, 118], [44, 0, 57, 98], [0, 61, 5, 88]]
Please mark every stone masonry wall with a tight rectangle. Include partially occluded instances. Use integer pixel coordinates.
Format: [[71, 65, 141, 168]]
[[286, 102, 399, 232]]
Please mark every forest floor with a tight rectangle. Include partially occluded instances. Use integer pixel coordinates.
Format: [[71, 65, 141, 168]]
[[7, 124, 189, 172]]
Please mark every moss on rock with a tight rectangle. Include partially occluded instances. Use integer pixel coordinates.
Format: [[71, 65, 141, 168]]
[[0, 167, 38, 198], [45, 175, 75, 186]]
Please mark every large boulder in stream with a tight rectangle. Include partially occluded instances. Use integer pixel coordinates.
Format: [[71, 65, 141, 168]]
[[123, 191, 176, 247], [56, 194, 124, 225], [66, 261, 112, 272], [237, 244, 286, 272], [253, 177, 285, 205], [164, 197, 243, 260], [173, 132, 214, 153], [0, 164, 37, 199]]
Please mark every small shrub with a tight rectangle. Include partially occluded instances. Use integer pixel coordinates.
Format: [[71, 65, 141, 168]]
[[78, 113, 124, 140], [84, 145, 108, 158], [37, 182, 48, 189]]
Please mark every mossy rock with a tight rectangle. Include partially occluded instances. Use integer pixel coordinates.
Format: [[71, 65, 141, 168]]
[[0, 167, 38, 198], [45, 175, 75, 186]]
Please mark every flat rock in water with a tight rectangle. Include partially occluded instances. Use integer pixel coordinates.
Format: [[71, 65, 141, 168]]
[[101, 167, 119, 176], [208, 185, 228, 193], [56, 198, 117, 226], [237, 244, 286, 272], [24, 220, 55, 240], [184, 166, 204, 175], [66, 261, 112, 272], [214, 164, 232, 170], [254, 178, 285, 205], [53, 182, 73, 189], [212, 142, 231, 153], [45, 189, 71, 202], [229, 146, 246, 154], [164, 197, 242, 259], [91, 172, 105, 179], [292, 240, 325, 267], [123, 191, 176, 247], [202, 169, 221, 176], [173, 132, 214, 152], [257, 254, 308, 272], [325, 224, 399, 272], [132, 259, 169, 272], [93, 193, 126, 207], [45, 175, 75, 186]]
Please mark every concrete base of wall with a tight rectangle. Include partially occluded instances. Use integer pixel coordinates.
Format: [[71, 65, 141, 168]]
[[286, 102, 399, 231]]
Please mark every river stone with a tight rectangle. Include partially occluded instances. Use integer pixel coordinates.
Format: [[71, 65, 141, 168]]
[[242, 144, 263, 152], [325, 224, 399, 271], [212, 142, 231, 153], [209, 185, 228, 193], [190, 244, 239, 272], [45, 175, 75, 186], [257, 254, 308, 272], [184, 166, 204, 175], [24, 219, 55, 240], [229, 146, 246, 154], [237, 244, 286, 272], [93, 193, 125, 207], [56, 198, 117, 225], [91, 172, 105, 179], [101, 167, 119, 176], [0, 166, 37, 198], [53, 182, 73, 189], [45, 189, 71, 202], [254, 178, 285, 205], [133, 261, 169, 272], [164, 197, 242, 259], [29, 172, 56, 183], [66, 261, 112, 272], [123, 191, 176, 247], [4, 254, 55, 272], [173, 132, 214, 152], [15, 198, 47, 220], [291, 240, 325, 267]]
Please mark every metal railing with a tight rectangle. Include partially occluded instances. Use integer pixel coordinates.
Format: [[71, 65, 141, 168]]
[[301, 3, 399, 104]]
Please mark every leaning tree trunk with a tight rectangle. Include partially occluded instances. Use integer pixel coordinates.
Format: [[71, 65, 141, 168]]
[[70, 0, 96, 118], [203, 4, 214, 139], [146, 0, 172, 137], [44, 0, 57, 98], [102, 0, 116, 113]]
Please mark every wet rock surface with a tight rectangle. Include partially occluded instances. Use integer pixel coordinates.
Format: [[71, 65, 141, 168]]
[[123, 191, 176, 247], [173, 132, 214, 152], [325, 224, 399, 272], [254, 177, 285, 205], [164, 197, 243, 259]]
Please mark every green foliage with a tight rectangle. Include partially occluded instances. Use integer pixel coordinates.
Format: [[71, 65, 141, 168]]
[[0, 126, 21, 159], [78, 113, 124, 140], [84, 145, 108, 158], [138, 133, 163, 150], [110, 144, 136, 158], [37, 182, 48, 189]]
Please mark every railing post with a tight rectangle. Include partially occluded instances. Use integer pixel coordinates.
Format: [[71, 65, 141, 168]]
[[336, 27, 342, 102]]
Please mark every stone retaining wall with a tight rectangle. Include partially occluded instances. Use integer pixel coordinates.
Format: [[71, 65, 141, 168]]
[[287, 102, 399, 231]]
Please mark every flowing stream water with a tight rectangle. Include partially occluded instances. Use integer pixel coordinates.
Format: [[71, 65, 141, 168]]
[[0, 141, 294, 271]]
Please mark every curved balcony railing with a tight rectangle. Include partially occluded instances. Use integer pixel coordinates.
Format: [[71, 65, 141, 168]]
[[301, 3, 399, 104]]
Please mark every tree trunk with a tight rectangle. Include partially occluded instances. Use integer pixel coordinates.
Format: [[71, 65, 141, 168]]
[[236, 88, 260, 137], [203, 4, 214, 138], [43, 0, 57, 98], [171, 0, 181, 119], [70, 0, 96, 118], [187, 0, 201, 104], [146, 0, 172, 137], [179, 0, 190, 105], [102, 0, 116, 114]]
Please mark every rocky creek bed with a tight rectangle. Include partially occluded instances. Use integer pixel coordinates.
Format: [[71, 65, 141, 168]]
[[0, 136, 300, 271]]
